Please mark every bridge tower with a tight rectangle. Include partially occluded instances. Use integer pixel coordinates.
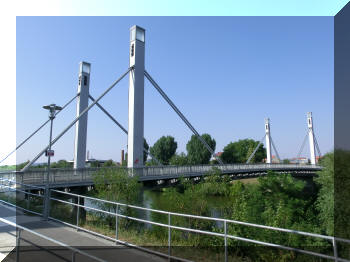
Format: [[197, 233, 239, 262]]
[[265, 118, 272, 164], [74, 62, 91, 169], [128, 25, 145, 168], [307, 112, 316, 165]]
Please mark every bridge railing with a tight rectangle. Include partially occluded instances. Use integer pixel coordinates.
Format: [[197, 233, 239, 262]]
[[136, 163, 321, 178], [0, 178, 347, 262], [0, 163, 321, 186], [0, 217, 107, 262]]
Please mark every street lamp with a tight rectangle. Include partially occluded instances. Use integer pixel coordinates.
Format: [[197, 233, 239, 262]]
[[42, 103, 62, 220]]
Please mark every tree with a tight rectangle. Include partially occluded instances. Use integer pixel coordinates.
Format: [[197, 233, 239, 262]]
[[102, 159, 116, 167], [315, 152, 334, 236], [150, 136, 177, 165], [169, 152, 189, 166], [221, 139, 266, 163], [282, 159, 290, 164], [51, 159, 73, 169], [16, 160, 29, 171], [93, 168, 141, 228], [186, 134, 216, 164]]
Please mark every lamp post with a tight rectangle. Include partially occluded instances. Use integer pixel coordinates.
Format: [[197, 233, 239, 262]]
[[42, 104, 62, 220]]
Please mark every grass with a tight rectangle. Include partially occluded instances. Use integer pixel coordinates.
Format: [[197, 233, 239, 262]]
[[73, 211, 250, 262], [0, 165, 16, 171], [235, 177, 259, 184]]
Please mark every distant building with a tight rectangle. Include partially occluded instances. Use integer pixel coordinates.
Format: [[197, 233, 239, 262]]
[[263, 155, 280, 163], [289, 157, 309, 164], [68, 158, 110, 167], [210, 152, 223, 161]]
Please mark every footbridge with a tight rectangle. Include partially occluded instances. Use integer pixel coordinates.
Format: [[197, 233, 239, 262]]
[[0, 163, 321, 188]]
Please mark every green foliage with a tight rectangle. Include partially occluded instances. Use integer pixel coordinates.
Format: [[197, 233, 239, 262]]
[[90, 161, 101, 168], [121, 153, 128, 167], [79, 151, 338, 261], [169, 152, 189, 166], [186, 133, 216, 164], [283, 159, 290, 164], [221, 139, 266, 163], [315, 152, 334, 236], [333, 150, 350, 256], [51, 159, 73, 168], [16, 160, 29, 171], [93, 168, 140, 204], [150, 136, 177, 165], [0, 165, 16, 171], [102, 159, 116, 167], [92, 168, 141, 228]]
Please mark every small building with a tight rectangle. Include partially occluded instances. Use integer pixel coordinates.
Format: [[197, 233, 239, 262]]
[[289, 157, 309, 164]]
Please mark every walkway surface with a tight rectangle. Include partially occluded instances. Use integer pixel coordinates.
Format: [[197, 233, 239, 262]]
[[0, 203, 166, 262]]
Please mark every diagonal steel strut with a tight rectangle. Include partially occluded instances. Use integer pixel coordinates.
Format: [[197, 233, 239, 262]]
[[246, 134, 266, 164], [296, 131, 309, 160], [270, 137, 281, 162], [88, 95, 162, 166], [0, 93, 79, 165], [144, 70, 224, 165], [21, 67, 132, 171]]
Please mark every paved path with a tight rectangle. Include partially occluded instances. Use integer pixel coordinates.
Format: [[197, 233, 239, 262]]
[[0, 203, 166, 262]]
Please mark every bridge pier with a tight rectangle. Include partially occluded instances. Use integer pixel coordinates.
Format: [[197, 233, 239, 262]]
[[128, 26, 146, 169], [74, 62, 91, 169], [307, 112, 316, 165], [265, 118, 272, 164]]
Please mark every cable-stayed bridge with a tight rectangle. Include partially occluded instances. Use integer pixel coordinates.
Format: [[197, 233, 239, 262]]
[[1, 25, 322, 186], [0, 25, 343, 262]]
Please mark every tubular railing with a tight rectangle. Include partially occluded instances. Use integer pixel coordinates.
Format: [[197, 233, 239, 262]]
[[0, 163, 321, 186], [0, 217, 107, 262], [0, 178, 348, 262]]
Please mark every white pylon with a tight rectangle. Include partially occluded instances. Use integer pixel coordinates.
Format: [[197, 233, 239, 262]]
[[74, 62, 91, 169], [307, 112, 316, 165], [128, 26, 145, 168], [265, 118, 272, 164]]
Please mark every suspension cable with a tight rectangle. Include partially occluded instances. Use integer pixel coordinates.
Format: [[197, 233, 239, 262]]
[[270, 137, 281, 162], [0, 92, 79, 165], [144, 70, 224, 165], [89, 95, 162, 166], [314, 135, 322, 157], [21, 67, 132, 171], [296, 131, 309, 160], [246, 134, 266, 164], [89, 95, 127, 134]]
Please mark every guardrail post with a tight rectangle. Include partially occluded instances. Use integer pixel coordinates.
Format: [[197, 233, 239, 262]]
[[26, 190, 30, 210], [224, 220, 227, 262], [115, 204, 119, 242], [16, 228, 21, 262], [332, 237, 338, 262], [7, 180, 10, 203], [168, 213, 171, 260], [76, 195, 80, 228], [72, 251, 76, 262]]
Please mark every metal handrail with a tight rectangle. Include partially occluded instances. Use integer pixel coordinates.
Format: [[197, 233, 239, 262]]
[[0, 164, 322, 187], [2, 163, 322, 174], [50, 189, 333, 241], [0, 217, 107, 262], [49, 189, 349, 262], [1, 179, 348, 262]]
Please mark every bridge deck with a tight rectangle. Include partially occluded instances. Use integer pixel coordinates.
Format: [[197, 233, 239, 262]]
[[0, 203, 165, 262], [0, 164, 322, 188]]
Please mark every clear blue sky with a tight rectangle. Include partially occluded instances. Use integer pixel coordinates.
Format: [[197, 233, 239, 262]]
[[15, 16, 333, 164]]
